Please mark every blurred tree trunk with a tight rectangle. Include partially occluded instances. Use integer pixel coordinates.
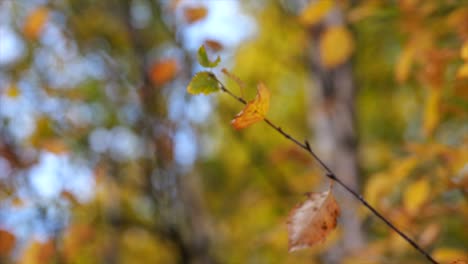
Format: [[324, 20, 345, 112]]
[[305, 4, 365, 263], [120, 2, 217, 263]]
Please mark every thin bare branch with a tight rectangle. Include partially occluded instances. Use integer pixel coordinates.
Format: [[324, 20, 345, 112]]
[[216, 79, 439, 264]]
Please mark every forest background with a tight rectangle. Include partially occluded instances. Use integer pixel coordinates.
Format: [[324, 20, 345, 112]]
[[0, 0, 467, 263]]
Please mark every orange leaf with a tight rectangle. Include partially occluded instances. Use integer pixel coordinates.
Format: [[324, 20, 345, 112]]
[[183, 6, 208, 24], [287, 187, 340, 252], [231, 83, 270, 130], [18, 239, 54, 264], [40, 138, 69, 154], [149, 59, 179, 86], [63, 224, 95, 261], [61, 190, 79, 204], [320, 26, 354, 68], [0, 229, 15, 257], [23, 7, 49, 40], [204, 39, 224, 52], [37, 240, 55, 263]]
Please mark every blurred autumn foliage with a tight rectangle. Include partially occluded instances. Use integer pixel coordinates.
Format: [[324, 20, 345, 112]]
[[0, 0, 467, 264]]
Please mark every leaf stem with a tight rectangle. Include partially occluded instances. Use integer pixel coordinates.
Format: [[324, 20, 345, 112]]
[[216, 80, 439, 264]]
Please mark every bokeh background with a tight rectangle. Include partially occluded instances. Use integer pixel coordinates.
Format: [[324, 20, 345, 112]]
[[0, 0, 467, 263]]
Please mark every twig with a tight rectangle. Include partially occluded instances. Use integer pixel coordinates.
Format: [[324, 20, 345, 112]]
[[221, 68, 246, 98], [217, 80, 439, 264]]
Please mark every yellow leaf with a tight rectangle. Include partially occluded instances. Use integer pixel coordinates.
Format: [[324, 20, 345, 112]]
[[23, 7, 49, 40], [461, 41, 468, 60], [320, 26, 354, 68], [457, 63, 468, 79], [388, 232, 411, 253], [432, 248, 468, 263], [395, 45, 415, 83], [364, 174, 392, 209], [121, 228, 177, 264], [403, 179, 430, 216], [287, 187, 340, 251], [391, 156, 418, 182], [300, 0, 333, 26], [423, 88, 441, 138], [231, 82, 270, 130], [5, 85, 20, 98], [29, 116, 54, 147], [63, 223, 95, 261], [12, 197, 25, 207], [183, 6, 208, 24]]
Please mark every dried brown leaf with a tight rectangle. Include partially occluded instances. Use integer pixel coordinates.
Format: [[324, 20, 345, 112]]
[[287, 188, 340, 252], [418, 223, 440, 247]]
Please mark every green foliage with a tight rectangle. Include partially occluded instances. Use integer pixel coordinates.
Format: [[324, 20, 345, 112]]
[[187, 71, 219, 95], [197, 45, 221, 68]]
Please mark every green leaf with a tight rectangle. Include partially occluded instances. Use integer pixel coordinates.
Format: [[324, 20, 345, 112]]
[[187, 71, 219, 95], [197, 45, 220, 68]]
